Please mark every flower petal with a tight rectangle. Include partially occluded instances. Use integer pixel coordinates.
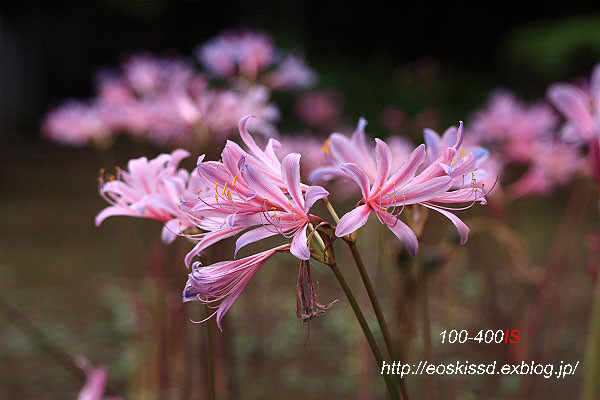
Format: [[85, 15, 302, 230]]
[[378, 209, 418, 256], [235, 226, 279, 257], [185, 226, 246, 268], [424, 128, 442, 164], [304, 185, 329, 210], [547, 84, 595, 137], [335, 204, 371, 237], [281, 153, 304, 209], [339, 163, 370, 199], [291, 224, 310, 260], [421, 203, 470, 245], [373, 138, 392, 191], [380, 144, 426, 194]]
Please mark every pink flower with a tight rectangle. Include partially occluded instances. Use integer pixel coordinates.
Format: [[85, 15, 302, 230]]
[[183, 244, 290, 329], [183, 149, 329, 265], [197, 30, 275, 80], [310, 118, 413, 185], [263, 55, 317, 90], [471, 91, 558, 162], [334, 123, 486, 255], [75, 356, 121, 400], [43, 101, 111, 147], [96, 149, 204, 243], [509, 140, 582, 198]]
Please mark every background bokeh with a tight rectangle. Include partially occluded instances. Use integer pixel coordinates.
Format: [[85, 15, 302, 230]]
[[2, 2, 600, 399]]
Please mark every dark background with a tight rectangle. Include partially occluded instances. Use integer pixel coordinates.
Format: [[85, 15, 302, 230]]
[[3, 1, 600, 137]]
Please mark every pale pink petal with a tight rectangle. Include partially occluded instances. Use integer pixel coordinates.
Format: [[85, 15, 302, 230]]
[[547, 84, 595, 137], [378, 209, 418, 256], [398, 176, 453, 205], [424, 128, 442, 164], [185, 226, 246, 267], [243, 163, 290, 209], [304, 185, 329, 210], [290, 224, 310, 260], [335, 204, 371, 237], [95, 206, 139, 226], [380, 144, 426, 194], [421, 204, 469, 245], [161, 218, 182, 244], [339, 163, 370, 199], [281, 153, 304, 209], [373, 138, 392, 191], [235, 226, 278, 257]]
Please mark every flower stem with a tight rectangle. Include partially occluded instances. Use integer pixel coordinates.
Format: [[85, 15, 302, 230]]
[[583, 268, 600, 399], [204, 305, 216, 400], [323, 198, 341, 224], [328, 262, 401, 400], [347, 241, 411, 400]]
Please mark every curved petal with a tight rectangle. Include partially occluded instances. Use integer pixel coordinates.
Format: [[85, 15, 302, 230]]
[[424, 128, 442, 164], [421, 203, 470, 245], [380, 144, 426, 194], [373, 138, 392, 191], [396, 176, 453, 206], [335, 204, 371, 237], [281, 153, 304, 209], [235, 226, 279, 257], [290, 224, 310, 260], [95, 206, 139, 226], [308, 166, 344, 183], [304, 185, 329, 210], [243, 163, 290, 209], [547, 84, 595, 136], [161, 218, 182, 244], [184, 226, 246, 268], [378, 209, 418, 256], [339, 163, 370, 199]]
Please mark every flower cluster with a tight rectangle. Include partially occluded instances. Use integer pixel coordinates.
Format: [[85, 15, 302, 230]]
[[43, 30, 316, 149], [197, 30, 315, 89], [469, 91, 581, 198], [97, 115, 489, 328]]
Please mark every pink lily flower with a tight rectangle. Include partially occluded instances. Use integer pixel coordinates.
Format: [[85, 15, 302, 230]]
[[182, 150, 329, 265], [96, 149, 204, 243], [335, 125, 486, 255], [309, 118, 413, 185], [183, 244, 290, 329], [471, 91, 558, 163]]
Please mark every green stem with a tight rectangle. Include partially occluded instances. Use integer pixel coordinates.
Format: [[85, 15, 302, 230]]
[[204, 305, 216, 400], [328, 262, 400, 399], [347, 241, 410, 400], [323, 198, 341, 224], [583, 278, 600, 400]]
